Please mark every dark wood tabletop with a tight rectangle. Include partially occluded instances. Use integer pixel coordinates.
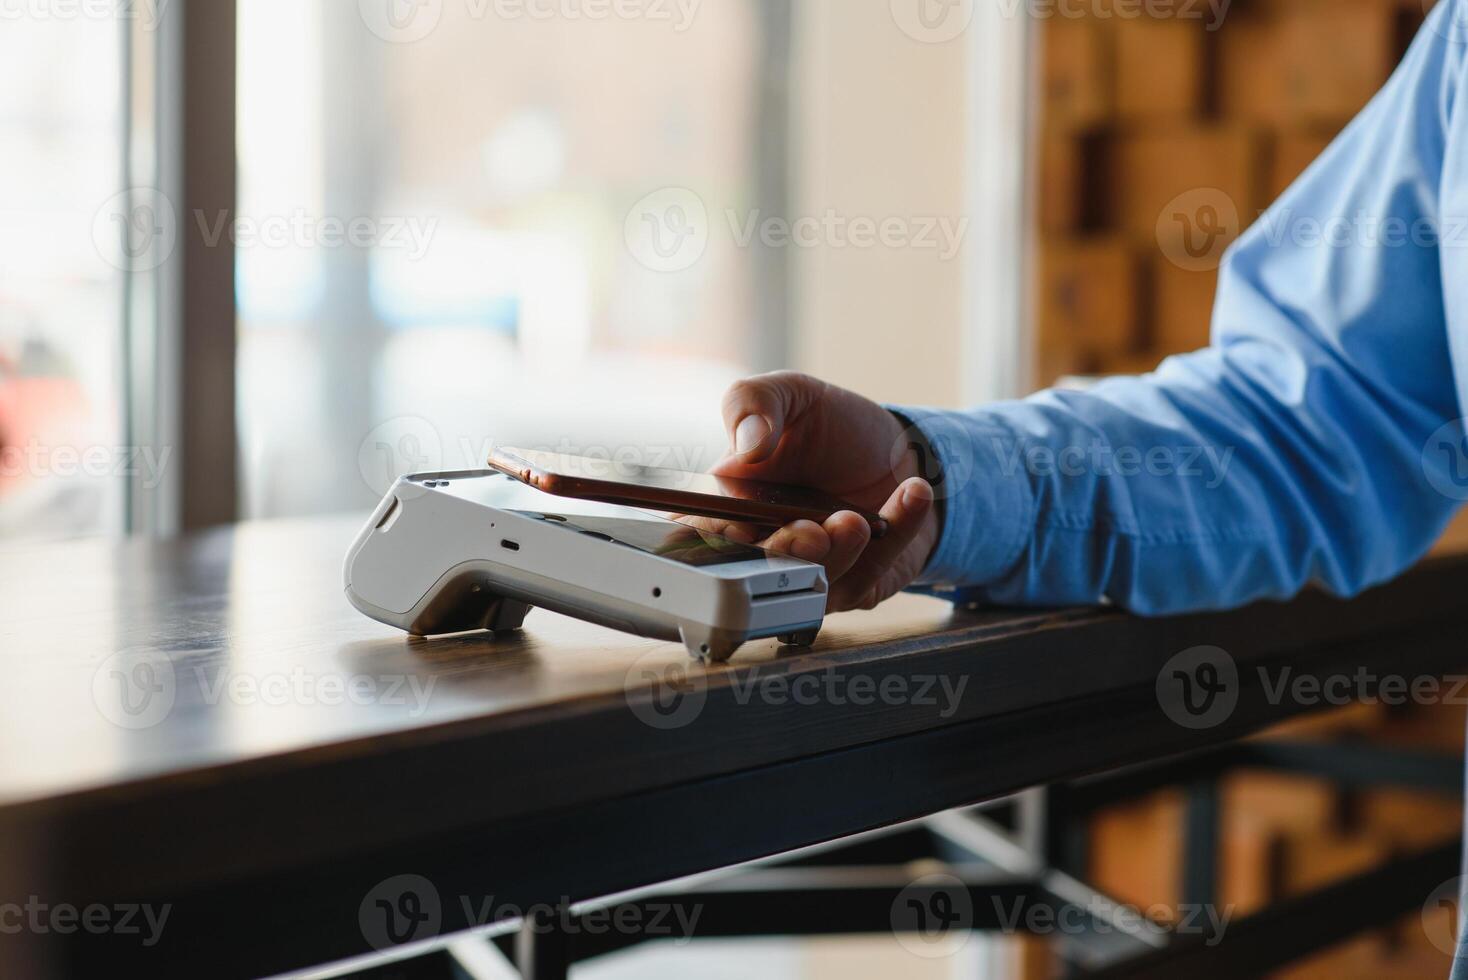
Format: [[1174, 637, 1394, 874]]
[[3, 517, 1467, 977]]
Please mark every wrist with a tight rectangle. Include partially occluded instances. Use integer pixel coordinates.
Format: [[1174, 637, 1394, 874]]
[[891, 406, 1035, 591], [913, 497, 941, 572], [885, 407, 946, 572]]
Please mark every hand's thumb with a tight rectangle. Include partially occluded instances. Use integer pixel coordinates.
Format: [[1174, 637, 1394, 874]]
[[719, 372, 824, 466]]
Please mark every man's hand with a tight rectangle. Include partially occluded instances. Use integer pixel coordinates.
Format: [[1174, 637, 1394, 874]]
[[691, 371, 939, 612]]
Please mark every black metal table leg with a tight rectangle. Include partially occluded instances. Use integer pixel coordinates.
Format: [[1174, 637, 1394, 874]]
[[516, 909, 571, 980], [1182, 778, 1220, 918]]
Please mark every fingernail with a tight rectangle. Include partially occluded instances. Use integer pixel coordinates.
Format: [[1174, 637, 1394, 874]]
[[734, 415, 771, 456], [902, 481, 934, 509]]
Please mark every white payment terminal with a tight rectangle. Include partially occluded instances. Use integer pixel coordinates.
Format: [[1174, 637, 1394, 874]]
[[344, 471, 827, 661]]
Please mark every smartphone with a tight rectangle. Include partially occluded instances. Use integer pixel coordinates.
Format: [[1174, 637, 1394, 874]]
[[486, 446, 889, 538]]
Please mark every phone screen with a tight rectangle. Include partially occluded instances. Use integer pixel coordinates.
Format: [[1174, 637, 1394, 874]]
[[517, 512, 768, 567], [435, 472, 773, 567], [500, 448, 857, 512]]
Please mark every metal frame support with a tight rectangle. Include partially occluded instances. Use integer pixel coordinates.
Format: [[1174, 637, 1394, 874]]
[[515, 909, 570, 980], [1182, 778, 1221, 915]]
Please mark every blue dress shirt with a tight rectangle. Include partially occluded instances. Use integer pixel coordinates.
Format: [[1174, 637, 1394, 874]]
[[903, 0, 1468, 617], [901, 5, 1468, 971]]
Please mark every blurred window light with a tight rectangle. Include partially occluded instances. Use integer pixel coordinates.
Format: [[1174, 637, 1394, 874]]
[[0, 15, 124, 542], [237, 0, 764, 519]]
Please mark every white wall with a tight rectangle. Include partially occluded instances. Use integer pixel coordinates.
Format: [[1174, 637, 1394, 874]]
[[789, 0, 971, 408]]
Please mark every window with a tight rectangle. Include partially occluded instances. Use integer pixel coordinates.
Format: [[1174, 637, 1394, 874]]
[[1, 1, 1023, 538], [0, 14, 126, 540], [237, 0, 775, 518]]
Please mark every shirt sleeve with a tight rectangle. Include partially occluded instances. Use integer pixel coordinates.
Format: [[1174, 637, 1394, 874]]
[[899, 0, 1468, 615]]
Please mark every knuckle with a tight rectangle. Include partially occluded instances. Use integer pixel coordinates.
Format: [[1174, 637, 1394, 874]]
[[723, 370, 827, 427], [767, 369, 813, 388], [724, 376, 769, 404], [774, 370, 826, 403]]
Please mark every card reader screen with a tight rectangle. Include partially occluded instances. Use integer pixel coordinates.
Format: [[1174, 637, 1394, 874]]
[[517, 512, 768, 567]]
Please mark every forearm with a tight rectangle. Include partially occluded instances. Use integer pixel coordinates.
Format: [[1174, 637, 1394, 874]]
[[899, 344, 1459, 614]]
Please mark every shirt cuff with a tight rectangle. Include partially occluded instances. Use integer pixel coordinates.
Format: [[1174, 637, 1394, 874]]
[[886, 405, 1035, 592]]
